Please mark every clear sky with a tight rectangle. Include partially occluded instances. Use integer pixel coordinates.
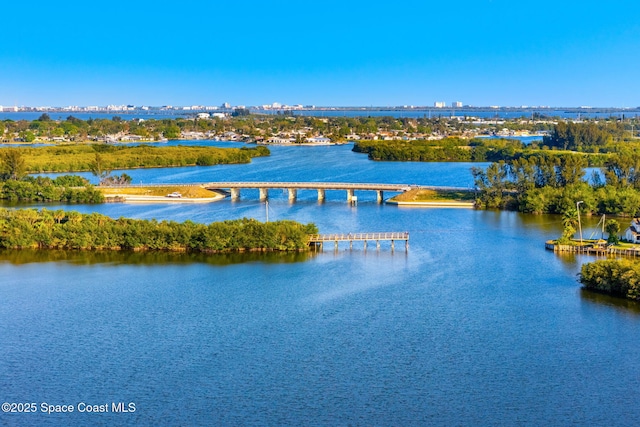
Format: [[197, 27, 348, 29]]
[[2, 0, 639, 107]]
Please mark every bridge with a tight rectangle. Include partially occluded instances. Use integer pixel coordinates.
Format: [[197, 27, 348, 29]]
[[201, 181, 414, 203], [308, 232, 409, 251], [104, 182, 472, 204]]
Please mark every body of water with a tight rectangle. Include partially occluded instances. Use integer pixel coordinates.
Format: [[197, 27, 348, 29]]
[[1, 143, 639, 426], [2, 108, 639, 122]]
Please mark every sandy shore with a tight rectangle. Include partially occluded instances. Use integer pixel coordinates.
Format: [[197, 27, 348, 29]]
[[386, 200, 475, 208], [105, 194, 225, 204]]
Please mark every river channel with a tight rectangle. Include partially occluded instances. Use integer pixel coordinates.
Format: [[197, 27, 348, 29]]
[[1, 143, 639, 426]]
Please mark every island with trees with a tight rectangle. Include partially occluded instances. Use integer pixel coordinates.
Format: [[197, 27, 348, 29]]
[[579, 259, 640, 301], [1, 144, 269, 174], [0, 144, 269, 203], [0, 209, 318, 253]]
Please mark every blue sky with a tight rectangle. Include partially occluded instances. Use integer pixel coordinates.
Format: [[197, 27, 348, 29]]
[[2, 0, 639, 107]]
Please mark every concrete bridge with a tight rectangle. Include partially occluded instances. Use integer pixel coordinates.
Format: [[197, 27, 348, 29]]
[[201, 181, 416, 203], [105, 182, 472, 204]]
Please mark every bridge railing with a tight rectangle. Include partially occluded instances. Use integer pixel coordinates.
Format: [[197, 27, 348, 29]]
[[308, 232, 409, 242], [203, 182, 414, 190], [99, 182, 473, 192]]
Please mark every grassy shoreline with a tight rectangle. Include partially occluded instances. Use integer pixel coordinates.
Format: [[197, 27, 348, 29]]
[[387, 188, 476, 207]]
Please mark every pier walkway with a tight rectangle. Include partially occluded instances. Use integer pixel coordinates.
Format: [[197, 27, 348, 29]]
[[308, 232, 409, 251]]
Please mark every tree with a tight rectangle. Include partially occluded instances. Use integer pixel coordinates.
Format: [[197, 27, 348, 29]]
[[0, 149, 27, 180], [561, 208, 579, 241], [163, 124, 181, 139], [101, 173, 132, 185], [232, 108, 250, 117], [89, 153, 111, 185], [605, 219, 620, 244], [21, 131, 36, 142]]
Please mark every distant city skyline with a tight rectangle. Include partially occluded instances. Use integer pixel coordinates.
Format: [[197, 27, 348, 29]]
[[2, 0, 639, 108], [3, 103, 639, 112]]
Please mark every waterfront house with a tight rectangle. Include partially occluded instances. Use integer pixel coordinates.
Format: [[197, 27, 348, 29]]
[[266, 136, 294, 144], [121, 135, 144, 142], [306, 136, 332, 144], [625, 219, 640, 243]]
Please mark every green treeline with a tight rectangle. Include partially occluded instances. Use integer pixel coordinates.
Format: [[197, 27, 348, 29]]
[[543, 121, 626, 151], [1, 176, 103, 203], [472, 152, 640, 215], [352, 138, 524, 162], [0, 209, 318, 252], [579, 259, 640, 301], [8, 144, 269, 173], [0, 150, 103, 202], [353, 121, 637, 164]]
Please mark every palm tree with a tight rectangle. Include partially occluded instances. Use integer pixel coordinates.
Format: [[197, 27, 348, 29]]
[[562, 208, 579, 240]]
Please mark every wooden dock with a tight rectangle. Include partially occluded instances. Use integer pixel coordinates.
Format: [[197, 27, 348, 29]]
[[308, 232, 409, 251], [545, 241, 640, 257]]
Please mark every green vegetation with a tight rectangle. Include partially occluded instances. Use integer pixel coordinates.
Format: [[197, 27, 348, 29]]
[[0, 175, 103, 203], [471, 150, 640, 215], [542, 121, 626, 151], [0, 149, 100, 202], [605, 219, 621, 244], [4, 144, 269, 173], [352, 121, 638, 165], [0, 209, 318, 252], [0, 148, 27, 179], [579, 259, 640, 301], [390, 188, 475, 202], [353, 137, 525, 162]]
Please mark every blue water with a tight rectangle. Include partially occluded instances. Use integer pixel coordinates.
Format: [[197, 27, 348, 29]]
[[2, 108, 639, 122], [1, 143, 640, 426], [42, 143, 482, 190], [0, 112, 191, 121]]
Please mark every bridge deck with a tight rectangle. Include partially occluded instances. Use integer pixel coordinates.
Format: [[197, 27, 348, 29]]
[[308, 232, 409, 242], [102, 182, 472, 192], [202, 182, 414, 191]]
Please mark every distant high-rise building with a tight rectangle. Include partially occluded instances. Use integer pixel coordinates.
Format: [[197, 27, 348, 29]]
[[222, 102, 231, 109], [434, 102, 446, 108], [452, 101, 463, 108]]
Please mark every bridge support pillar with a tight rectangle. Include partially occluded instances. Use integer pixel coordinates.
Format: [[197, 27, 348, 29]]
[[317, 189, 325, 202], [347, 189, 355, 204], [231, 188, 240, 200], [259, 188, 268, 201], [391, 240, 395, 251], [364, 240, 367, 251], [376, 190, 384, 204], [288, 188, 297, 202], [334, 240, 339, 251], [376, 240, 380, 250]]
